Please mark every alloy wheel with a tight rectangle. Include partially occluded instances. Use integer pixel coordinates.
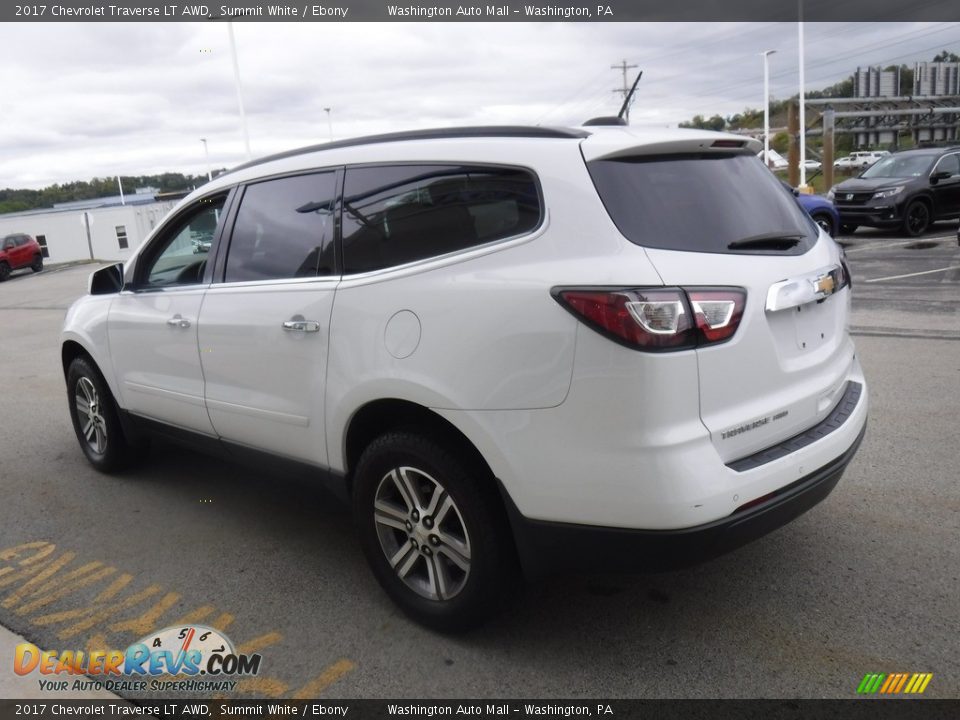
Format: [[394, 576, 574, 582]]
[[373, 465, 471, 601], [75, 376, 107, 454]]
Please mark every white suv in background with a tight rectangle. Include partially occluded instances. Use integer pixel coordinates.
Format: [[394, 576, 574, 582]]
[[61, 125, 868, 630], [835, 150, 890, 170]]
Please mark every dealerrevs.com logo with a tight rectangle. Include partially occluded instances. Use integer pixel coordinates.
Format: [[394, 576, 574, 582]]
[[14, 624, 262, 693]]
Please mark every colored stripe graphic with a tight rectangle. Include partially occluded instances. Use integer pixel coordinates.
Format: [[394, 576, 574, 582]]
[[857, 673, 932, 694]]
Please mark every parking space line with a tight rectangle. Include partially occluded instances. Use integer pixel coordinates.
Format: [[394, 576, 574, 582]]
[[843, 234, 956, 254], [863, 265, 960, 283]]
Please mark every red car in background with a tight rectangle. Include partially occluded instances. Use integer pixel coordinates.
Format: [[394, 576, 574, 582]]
[[0, 233, 44, 280]]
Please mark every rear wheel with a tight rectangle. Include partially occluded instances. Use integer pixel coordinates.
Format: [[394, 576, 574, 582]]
[[0, 262, 9, 281], [66, 356, 146, 472], [903, 200, 931, 237], [839, 224, 858, 235], [352, 431, 516, 631], [31, 255, 43, 272]]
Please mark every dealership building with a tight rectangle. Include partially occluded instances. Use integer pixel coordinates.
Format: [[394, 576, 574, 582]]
[[0, 189, 180, 264]]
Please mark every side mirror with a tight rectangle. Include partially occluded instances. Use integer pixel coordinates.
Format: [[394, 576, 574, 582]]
[[930, 170, 951, 184], [88, 263, 124, 295]]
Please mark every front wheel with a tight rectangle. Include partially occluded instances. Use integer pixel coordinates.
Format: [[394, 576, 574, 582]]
[[352, 431, 516, 631], [31, 255, 43, 272], [0, 262, 9, 281], [839, 223, 858, 235], [66, 356, 146, 472], [903, 200, 931, 237], [811, 212, 836, 236]]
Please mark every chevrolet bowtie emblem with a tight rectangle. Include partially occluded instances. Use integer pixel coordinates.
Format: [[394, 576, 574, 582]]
[[814, 274, 836, 296]]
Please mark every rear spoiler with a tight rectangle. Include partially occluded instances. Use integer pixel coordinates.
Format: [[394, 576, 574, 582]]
[[580, 129, 762, 162]]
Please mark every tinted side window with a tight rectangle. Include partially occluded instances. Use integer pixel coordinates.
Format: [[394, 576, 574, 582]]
[[341, 165, 541, 274], [225, 172, 338, 283], [936, 154, 960, 176]]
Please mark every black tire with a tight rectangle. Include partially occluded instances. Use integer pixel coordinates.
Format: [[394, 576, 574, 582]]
[[66, 356, 146, 473], [0, 262, 9, 281], [31, 255, 43, 272], [811, 212, 836, 236], [903, 200, 931, 237], [352, 431, 517, 632], [839, 224, 858, 235]]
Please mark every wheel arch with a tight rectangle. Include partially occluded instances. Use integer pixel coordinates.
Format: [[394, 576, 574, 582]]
[[342, 398, 497, 498]]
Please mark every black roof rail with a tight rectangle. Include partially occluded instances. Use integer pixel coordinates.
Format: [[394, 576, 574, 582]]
[[224, 126, 590, 177]]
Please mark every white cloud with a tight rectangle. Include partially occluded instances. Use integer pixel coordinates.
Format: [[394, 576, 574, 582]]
[[0, 21, 956, 188]]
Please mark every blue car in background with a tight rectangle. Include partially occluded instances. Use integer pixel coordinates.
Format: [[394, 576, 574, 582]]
[[781, 181, 840, 235]]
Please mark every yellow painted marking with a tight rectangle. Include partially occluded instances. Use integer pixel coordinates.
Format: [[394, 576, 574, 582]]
[[904, 674, 919, 693], [235, 677, 290, 697], [28, 572, 163, 640], [108, 591, 181, 636], [2, 553, 79, 604], [235, 631, 284, 655], [15, 564, 116, 616], [0, 541, 56, 569], [291, 659, 356, 699], [4, 541, 328, 702], [917, 674, 933, 694]]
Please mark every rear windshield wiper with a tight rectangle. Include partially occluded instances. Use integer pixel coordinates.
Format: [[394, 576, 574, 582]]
[[727, 232, 804, 250]]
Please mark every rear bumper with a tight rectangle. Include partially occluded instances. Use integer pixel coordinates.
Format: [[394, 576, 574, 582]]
[[502, 422, 866, 578]]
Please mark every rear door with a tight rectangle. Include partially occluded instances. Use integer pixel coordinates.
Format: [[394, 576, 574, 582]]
[[584, 145, 854, 463], [198, 170, 339, 466]]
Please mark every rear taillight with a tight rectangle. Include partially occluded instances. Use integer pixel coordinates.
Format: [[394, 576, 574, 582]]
[[553, 287, 746, 352]]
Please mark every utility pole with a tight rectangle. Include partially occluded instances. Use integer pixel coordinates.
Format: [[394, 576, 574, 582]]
[[612, 59, 639, 122]]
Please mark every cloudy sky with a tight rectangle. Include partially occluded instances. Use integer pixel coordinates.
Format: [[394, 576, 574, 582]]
[[1, 21, 958, 189]]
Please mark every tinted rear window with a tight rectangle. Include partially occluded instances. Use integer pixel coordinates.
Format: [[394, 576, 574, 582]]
[[587, 153, 817, 254]]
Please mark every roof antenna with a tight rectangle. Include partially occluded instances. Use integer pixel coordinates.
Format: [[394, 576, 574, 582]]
[[617, 70, 643, 122], [584, 70, 642, 127]]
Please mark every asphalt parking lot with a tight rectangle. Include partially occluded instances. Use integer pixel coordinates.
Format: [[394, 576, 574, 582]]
[[0, 226, 957, 700]]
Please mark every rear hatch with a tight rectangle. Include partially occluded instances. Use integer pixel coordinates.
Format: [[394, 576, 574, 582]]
[[582, 131, 855, 463]]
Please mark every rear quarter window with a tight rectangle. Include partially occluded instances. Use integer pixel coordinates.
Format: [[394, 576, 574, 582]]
[[341, 164, 542, 274], [587, 152, 817, 255]]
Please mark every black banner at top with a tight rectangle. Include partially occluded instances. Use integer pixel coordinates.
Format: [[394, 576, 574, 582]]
[[5, 0, 960, 22]]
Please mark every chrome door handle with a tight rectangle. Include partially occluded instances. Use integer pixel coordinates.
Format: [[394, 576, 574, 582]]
[[166, 315, 191, 329], [282, 320, 320, 333]]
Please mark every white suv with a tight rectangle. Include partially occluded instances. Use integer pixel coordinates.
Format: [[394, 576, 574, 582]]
[[61, 125, 868, 630], [835, 151, 889, 170]]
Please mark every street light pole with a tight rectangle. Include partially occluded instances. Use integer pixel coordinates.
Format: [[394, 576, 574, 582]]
[[227, 22, 252, 160], [761, 50, 777, 168], [324, 107, 333, 142], [200, 138, 212, 181], [798, 5, 807, 187]]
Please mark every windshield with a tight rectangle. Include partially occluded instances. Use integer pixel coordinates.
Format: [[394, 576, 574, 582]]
[[587, 152, 817, 255], [861, 155, 934, 179]]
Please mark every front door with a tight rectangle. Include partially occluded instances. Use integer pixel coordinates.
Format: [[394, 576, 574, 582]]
[[931, 152, 960, 218], [108, 193, 228, 434]]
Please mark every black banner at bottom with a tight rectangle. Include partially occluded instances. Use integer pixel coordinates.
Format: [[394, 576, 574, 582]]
[[0, 700, 958, 720]]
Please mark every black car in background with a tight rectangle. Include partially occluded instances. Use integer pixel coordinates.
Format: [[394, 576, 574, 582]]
[[828, 146, 960, 236]]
